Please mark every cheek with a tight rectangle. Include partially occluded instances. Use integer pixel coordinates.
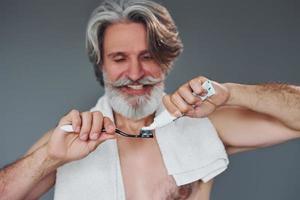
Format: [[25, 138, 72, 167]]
[[144, 65, 165, 79], [102, 64, 127, 82]]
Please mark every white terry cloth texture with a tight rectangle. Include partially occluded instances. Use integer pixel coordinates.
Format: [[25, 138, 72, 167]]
[[54, 95, 229, 199]]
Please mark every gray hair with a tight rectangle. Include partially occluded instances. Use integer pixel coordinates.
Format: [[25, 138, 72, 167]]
[[86, 0, 183, 86]]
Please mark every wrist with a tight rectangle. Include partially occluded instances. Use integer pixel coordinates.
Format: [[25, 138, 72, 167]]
[[36, 144, 64, 173], [223, 83, 255, 107], [222, 83, 237, 106]]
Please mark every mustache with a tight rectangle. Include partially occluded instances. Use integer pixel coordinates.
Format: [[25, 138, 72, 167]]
[[110, 76, 163, 87]]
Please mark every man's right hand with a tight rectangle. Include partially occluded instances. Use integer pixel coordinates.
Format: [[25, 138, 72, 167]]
[[47, 109, 116, 165]]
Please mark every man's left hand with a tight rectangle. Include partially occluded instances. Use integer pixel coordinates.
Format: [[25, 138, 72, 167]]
[[163, 76, 230, 118]]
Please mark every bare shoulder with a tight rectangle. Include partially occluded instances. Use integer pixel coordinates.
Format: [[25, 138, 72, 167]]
[[208, 106, 300, 154]]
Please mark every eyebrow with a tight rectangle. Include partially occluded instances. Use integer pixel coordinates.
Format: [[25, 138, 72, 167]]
[[107, 50, 150, 58], [139, 50, 150, 55], [107, 52, 126, 58]]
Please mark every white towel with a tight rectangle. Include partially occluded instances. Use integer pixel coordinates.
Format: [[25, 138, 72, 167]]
[[54, 95, 229, 199]]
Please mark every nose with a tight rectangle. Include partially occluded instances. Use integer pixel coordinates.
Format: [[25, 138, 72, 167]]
[[126, 58, 145, 81]]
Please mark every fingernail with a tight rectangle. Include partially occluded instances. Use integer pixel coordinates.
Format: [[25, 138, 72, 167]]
[[90, 133, 98, 140], [75, 126, 80, 132], [173, 110, 182, 117], [80, 134, 87, 140]]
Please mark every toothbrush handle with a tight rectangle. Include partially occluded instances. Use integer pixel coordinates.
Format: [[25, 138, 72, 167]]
[[60, 124, 153, 138], [60, 125, 106, 133]]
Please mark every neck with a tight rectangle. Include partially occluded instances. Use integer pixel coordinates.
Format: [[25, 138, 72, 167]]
[[114, 111, 155, 135]]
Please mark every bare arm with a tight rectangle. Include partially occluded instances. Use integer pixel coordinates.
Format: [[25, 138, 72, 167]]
[[210, 83, 300, 154], [163, 77, 300, 154], [225, 83, 300, 130], [0, 142, 60, 200], [23, 131, 56, 200], [0, 110, 116, 200], [209, 106, 300, 154]]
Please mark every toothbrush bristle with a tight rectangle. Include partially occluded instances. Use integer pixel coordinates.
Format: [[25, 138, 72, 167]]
[[139, 130, 154, 138]]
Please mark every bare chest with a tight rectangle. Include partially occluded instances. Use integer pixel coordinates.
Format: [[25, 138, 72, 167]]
[[117, 137, 213, 200]]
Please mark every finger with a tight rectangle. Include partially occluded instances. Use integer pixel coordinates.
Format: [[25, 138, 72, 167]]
[[57, 109, 81, 134], [80, 112, 92, 141], [177, 83, 199, 105], [162, 95, 182, 117], [85, 117, 116, 152], [87, 132, 115, 152], [186, 101, 216, 118], [103, 117, 115, 135], [189, 78, 208, 96], [89, 111, 103, 140], [170, 92, 194, 114], [70, 110, 81, 133], [58, 109, 80, 127]]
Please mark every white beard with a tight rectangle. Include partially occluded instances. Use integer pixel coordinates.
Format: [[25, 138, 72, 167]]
[[105, 83, 164, 120]]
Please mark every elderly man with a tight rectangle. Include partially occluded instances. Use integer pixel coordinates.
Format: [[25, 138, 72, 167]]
[[0, 0, 299, 199]]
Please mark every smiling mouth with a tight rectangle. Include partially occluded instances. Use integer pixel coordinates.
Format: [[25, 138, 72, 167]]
[[119, 84, 155, 90], [116, 84, 154, 95], [127, 84, 144, 90]]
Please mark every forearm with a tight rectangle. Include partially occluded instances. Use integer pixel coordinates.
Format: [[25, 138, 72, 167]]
[[224, 82, 300, 130], [0, 144, 61, 200]]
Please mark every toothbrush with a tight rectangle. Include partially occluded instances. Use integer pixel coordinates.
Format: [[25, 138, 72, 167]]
[[60, 125, 154, 138]]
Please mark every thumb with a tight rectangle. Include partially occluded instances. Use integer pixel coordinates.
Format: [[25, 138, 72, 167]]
[[87, 132, 116, 152]]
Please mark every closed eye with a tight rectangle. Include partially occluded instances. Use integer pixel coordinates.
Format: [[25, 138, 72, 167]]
[[114, 58, 126, 62], [141, 53, 153, 60], [113, 55, 126, 63]]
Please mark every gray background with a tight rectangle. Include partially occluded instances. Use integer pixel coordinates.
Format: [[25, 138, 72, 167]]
[[1, 0, 299, 199]]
